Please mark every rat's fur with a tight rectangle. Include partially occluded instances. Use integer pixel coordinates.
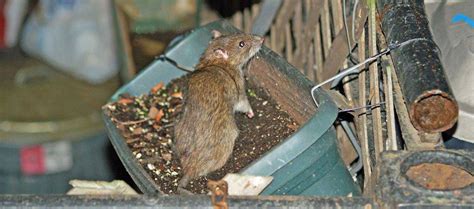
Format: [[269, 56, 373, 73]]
[[174, 30, 263, 189]]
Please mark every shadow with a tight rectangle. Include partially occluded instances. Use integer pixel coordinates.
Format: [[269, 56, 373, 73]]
[[105, 141, 139, 192], [204, 0, 261, 18], [442, 122, 474, 150]]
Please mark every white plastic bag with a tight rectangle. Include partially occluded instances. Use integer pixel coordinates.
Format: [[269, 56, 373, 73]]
[[21, 0, 118, 84]]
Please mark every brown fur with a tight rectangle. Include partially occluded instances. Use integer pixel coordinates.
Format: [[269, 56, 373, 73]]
[[174, 30, 264, 189]]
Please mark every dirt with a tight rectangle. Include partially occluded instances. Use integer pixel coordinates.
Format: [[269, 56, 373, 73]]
[[406, 163, 474, 190], [103, 76, 298, 194]]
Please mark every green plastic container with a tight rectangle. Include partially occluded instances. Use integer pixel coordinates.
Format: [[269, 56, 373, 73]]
[[0, 53, 120, 194], [103, 20, 361, 196]]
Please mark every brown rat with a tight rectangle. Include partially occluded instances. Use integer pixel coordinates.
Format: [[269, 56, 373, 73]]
[[174, 30, 264, 190]]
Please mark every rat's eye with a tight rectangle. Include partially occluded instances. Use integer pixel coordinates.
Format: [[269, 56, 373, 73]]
[[239, 41, 245, 48]]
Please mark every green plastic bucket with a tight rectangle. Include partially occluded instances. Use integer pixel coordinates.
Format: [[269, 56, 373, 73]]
[[103, 20, 361, 196], [0, 53, 120, 194]]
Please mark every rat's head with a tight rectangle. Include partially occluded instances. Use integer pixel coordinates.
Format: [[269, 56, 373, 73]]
[[200, 30, 264, 68]]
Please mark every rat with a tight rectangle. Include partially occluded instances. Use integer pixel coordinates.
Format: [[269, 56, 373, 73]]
[[174, 30, 264, 191]]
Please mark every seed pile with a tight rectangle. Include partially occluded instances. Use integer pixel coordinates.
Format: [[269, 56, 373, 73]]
[[104, 79, 186, 194], [104, 77, 299, 194]]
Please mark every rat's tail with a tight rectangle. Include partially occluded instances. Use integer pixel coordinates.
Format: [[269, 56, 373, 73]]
[[179, 174, 190, 188]]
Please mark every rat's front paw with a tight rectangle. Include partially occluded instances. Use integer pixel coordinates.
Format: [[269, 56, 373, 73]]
[[246, 110, 254, 118]]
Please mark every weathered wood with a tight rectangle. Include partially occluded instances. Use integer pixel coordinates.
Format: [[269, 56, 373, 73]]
[[321, 0, 332, 59], [295, 0, 324, 76], [368, 1, 384, 162], [375, 22, 397, 150], [331, 0, 344, 33], [232, 11, 243, 30], [314, 22, 323, 82], [292, 0, 304, 70], [307, 41, 316, 82], [355, 29, 372, 194], [115, 4, 137, 82], [243, 6, 252, 33], [391, 61, 442, 150], [270, 24, 277, 54], [274, 1, 297, 53], [342, 63, 355, 107], [285, 24, 293, 63], [321, 2, 368, 84], [382, 59, 397, 150], [230, 3, 261, 34], [251, 3, 260, 23]]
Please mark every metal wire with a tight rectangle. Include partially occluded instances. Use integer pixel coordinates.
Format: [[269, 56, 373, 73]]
[[310, 37, 429, 107], [157, 55, 194, 73]]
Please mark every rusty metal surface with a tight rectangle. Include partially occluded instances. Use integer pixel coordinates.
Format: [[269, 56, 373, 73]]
[[376, 150, 474, 209], [377, 0, 458, 133]]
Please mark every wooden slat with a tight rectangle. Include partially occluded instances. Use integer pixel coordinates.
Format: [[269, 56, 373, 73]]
[[296, 0, 324, 76], [115, 4, 137, 82], [320, 0, 332, 59], [274, 0, 299, 28], [292, 0, 304, 70], [232, 11, 243, 30], [273, 1, 297, 53], [243, 6, 252, 33], [368, 1, 383, 161], [375, 22, 397, 150], [314, 22, 323, 82], [331, 0, 344, 33], [356, 29, 372, 193], [342, 61, 355, 107], [307, 41, 316, 82], [270, 24, 278, 54], [251, 3, 260, 23], [389, 53, 442, 149], [285, 23, 293, 63], [320, 2, 368, 85], [382, 58, 397, 150]]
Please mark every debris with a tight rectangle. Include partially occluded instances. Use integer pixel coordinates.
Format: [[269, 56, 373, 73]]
[[67, 180, 138, 195], [222, 173, 273, 195], [151, 82, 164, 93], [148, 106, 159, 118]]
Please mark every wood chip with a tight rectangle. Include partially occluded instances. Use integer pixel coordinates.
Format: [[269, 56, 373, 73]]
[[162, 153, 172, 161], [151, 82, 164, 93], [118, 98, 134, 105], [171, 92, 183, 99], [155, 109, 165, 122], [133, 127, 143, 135], [148, 106, 159, 118]]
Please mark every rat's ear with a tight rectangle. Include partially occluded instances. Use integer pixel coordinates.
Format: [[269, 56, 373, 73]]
[[211, 30, 222, 39], [214, 48, 228, 59]]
